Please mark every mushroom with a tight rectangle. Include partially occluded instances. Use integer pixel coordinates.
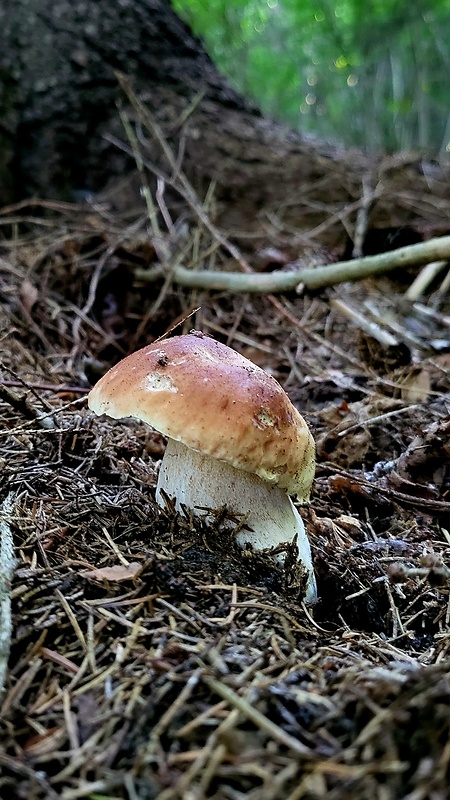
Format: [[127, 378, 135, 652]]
[[88, 331, 317, 602]]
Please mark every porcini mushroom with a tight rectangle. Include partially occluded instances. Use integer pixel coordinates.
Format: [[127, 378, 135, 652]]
[[88, 331, 317, 602]]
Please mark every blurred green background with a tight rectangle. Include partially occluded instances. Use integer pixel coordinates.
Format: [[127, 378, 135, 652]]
[[173, 0, 450, 155]]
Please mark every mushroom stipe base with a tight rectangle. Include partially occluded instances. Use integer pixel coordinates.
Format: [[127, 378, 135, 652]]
[[156, 437, 317, 604]]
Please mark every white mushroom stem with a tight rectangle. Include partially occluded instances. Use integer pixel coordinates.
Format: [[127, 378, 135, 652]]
[[156, 438, 317, 604]]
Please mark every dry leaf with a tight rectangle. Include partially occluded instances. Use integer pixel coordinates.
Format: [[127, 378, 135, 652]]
[[399, 365, 431, 403], [23, 726, 66, 757], [80, 562, 142, 582]]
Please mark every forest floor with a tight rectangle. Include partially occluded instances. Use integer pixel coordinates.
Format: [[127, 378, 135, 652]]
[[0, 164, 450, 800]]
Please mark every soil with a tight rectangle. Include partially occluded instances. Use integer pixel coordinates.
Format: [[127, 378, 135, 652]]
[[0, 178, 449, 799]]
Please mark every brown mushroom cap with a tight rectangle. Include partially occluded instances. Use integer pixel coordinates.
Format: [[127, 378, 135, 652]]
[[88, 331, 315, 501]]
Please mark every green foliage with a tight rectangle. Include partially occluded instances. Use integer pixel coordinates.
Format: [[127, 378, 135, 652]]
[[173, 0, 450, 154]]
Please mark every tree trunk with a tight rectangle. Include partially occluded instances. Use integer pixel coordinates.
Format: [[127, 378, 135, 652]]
[[0, 0, 448, 250], [1, 0, 244, 199], [0, 2, 350, 198]]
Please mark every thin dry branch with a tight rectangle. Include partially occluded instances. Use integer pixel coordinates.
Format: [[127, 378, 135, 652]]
[[330, 298, 399, 346], [0, 494, 16, 697], [203, 674, 313, 758], [115, 72, 254, 276], [0, 382, 55, 430], [404, 260, 448, 300], [135, 235, 450, 294]]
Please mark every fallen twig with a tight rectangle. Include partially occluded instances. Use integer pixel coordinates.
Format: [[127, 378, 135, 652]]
[[330, 298, 399, 346], [0, 494, 16, 697], [352, 175, 374, 258], [0, 383, 55, 430], [404, 260, 448, 300], [135, 235, 450, 294], [203, 674, 313, 758], [115, 73, 254, 276]]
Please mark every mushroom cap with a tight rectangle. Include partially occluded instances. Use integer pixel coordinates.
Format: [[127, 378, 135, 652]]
[[88, 331, 316, 501]]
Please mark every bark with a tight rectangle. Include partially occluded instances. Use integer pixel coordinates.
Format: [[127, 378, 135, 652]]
[[0, 1, 352, 206], [1, 0, 240, 200], [0, 0, 448, 248]]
